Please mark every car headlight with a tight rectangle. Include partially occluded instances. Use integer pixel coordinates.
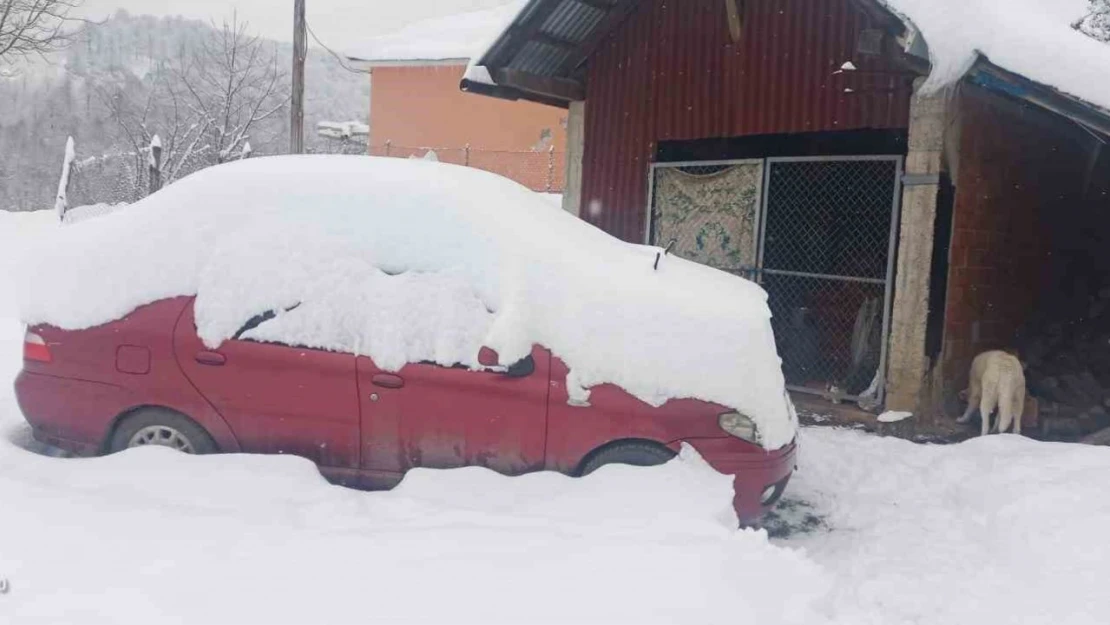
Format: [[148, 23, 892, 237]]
[[718, 411, 759, 444]]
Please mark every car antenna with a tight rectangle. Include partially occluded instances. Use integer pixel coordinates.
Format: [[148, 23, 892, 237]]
[[653, 239, 677, 271]]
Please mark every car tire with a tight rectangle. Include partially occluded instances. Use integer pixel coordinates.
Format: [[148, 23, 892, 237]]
[[108, 408, 218, 455], [578, 441, 676, 476]]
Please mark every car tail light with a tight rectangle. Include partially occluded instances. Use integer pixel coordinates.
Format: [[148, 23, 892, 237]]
[[23, 330, 52, 363], [718, 411, 759, 444]]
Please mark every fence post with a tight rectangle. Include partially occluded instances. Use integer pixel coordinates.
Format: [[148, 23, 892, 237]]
[[54, 136, 76, 222], [148, 134, 163, 196], [546, 145, 556, 192], [464, 143, 471, 167], [385, 140, 392, 157]]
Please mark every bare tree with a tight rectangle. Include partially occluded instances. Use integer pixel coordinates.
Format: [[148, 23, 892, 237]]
[[98, 70, 214, 196], [174, 15, 289, 164], [97, 15, 289, 199], [0, 0, 82, 62]]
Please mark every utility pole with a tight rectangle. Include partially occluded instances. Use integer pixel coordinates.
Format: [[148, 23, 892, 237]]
[[291, 0, 306, 154]]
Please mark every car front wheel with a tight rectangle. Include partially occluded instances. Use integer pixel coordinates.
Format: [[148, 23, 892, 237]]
[[578, 441, 676, 476]]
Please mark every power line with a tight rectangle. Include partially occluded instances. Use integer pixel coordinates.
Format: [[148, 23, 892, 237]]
[[305, 18, 370, 75]]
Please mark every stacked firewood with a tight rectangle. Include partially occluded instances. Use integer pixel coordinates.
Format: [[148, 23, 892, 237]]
[[1019, 290, 1110, 439]]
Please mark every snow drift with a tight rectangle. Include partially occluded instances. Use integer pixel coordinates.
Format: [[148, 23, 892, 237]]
[[785, 428, 1110, 625], [346, 1, 526, 63], [16, 156, 795, 449], [880, 0, 1110, 110]]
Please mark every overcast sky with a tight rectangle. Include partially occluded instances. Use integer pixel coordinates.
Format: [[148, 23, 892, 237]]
[[77, 0, 510, 51]]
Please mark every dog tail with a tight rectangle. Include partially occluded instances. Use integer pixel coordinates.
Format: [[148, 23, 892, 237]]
[[995, 370, 1023, 434]]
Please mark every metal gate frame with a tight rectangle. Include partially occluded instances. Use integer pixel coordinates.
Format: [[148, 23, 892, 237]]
[[646, 154, 904, 405], [759, 155, 903, 405]]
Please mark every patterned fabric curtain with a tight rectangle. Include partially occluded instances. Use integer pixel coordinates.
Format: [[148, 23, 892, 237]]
[[651, 162, 763, 273]]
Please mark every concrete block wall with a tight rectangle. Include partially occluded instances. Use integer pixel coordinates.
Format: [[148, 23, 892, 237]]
[[884, 82, 946, 413]]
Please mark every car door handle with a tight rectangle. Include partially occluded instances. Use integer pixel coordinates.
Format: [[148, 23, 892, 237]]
[[371, 373, 404, 389], [195, 351, 226, 366]]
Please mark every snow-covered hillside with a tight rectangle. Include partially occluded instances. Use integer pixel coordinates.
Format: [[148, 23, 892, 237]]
[[0, 10, 370, 212]]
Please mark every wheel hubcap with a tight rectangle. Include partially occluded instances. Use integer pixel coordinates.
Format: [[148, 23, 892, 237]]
[[127, 426, 195, 453]]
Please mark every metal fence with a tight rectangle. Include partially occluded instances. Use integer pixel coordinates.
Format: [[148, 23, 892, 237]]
[[369, 144, 565, 193], [66, 148, 214, 207], [649, 155, 902, 406]]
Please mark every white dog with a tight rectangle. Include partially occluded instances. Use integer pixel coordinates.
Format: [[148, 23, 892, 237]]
[[956, 350, 1026, 436]]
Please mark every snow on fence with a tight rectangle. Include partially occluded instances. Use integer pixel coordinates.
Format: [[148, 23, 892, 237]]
[[53, 138, 214, 217], [369, 144, 566, 193], [50, 138, 563, 220]]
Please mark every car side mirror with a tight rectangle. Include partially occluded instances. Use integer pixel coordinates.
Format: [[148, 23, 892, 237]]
[[477, 346, 535, 378], [478, 346, 500, 367]]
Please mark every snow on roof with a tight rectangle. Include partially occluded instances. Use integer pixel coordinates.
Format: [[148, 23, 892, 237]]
[[17, 156, 796, 449], [347, 1, 526, 64], [465, 0, 1110, 114], [870, 0, 1110, 111], [316, 120, 369, 140]]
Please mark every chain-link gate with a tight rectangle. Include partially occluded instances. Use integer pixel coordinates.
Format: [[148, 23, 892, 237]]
[[760, 156, 901, 403], [649, 155, 902, 406]]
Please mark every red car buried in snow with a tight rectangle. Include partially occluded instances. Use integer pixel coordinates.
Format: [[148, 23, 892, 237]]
[[16, 296, 795, 522], [13, 156, 797, 523]]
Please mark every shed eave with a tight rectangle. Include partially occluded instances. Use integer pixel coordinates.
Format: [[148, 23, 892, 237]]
[[969, 60, 1110, 140], [459, 75, 572, 109]]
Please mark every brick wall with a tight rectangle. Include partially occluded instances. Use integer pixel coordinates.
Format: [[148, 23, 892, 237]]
[[369, 65, 566, 152], [368, 64, 568, 192], [940, 86, 1093, 394]]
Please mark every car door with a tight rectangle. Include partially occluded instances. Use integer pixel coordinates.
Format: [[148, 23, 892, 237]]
[[174, 300, 360, 477], [356, 346, 550, 482]]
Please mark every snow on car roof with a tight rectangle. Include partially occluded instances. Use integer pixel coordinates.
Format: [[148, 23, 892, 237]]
[[880, 0, 1110, 111], [346, 1, 526, 64], [17, 156, 795, 449]]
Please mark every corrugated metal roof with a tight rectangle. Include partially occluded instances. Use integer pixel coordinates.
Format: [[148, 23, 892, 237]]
[[509, 41, 574, 75], [541, 1, 607, 47], [470, 0, 1110, 139], [477, 0, 634, 80]]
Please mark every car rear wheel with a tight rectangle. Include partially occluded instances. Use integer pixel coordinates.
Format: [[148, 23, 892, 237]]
[[108, 408, 217, 455], [578, 441, 676, 476]]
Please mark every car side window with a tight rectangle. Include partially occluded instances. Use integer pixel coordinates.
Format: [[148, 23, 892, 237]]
[[503, 355, 535, 377], [230, 303, 302, 342], [416, 354, 535, 377], [233, 310, 277, 340]]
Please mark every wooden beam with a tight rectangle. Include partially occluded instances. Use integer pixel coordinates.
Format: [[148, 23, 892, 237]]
[[494, 68, 586, 102], [845, 0, 906, 35], [724, 0, 743, 44], [556, 0, 644, 75]]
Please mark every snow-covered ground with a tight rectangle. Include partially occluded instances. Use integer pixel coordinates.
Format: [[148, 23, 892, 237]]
[[2, 210, 1110, 624]]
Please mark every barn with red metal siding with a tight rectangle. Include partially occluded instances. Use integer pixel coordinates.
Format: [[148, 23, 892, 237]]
[[464, 0, 1110, 437], [577, 0, 911, 241]]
